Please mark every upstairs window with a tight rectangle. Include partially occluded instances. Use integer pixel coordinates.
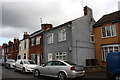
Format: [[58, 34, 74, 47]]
[[31, 38, 35, 46], [90, 32, 94, 43], [58, 29, 66, 42], [24, 40, 26, 49], [36, 36, 41, 45], [47, 33, 54, 44], [102, 24, 116, 38]]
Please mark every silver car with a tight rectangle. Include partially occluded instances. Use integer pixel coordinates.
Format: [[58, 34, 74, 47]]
[[5, 59, 15, 69], [33, 60, 85, 80]]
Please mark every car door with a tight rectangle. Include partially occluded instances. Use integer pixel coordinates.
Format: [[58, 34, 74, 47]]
[[40, 61, 53, 75], [51, 61, 67, 76], [19, 60, 24, 70]]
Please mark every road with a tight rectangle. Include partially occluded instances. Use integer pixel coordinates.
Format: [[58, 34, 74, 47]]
[[1, 66, 107, 80]]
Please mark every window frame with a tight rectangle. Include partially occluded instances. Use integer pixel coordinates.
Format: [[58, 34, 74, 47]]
[[101, 24, 116, 38], [58, 28, 66, 42], [102, 45, 120, 61], [55, 52, 67, 61], [31, 38, 35, 46], [36, 36, 41, 45], [47, 33, 54, 44]]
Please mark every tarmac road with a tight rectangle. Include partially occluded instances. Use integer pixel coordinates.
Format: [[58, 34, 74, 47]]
[[1, 65, 107, 80]]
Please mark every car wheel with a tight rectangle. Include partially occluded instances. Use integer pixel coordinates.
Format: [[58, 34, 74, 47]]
[[22, 68, 26, 73], [58, 72, 66, 80], [114, 75, 120, 80], [5, 64, 7, 68], [14, 67, 18, 72], [34, 69, 40, 77], [8, 64, 10, 69]]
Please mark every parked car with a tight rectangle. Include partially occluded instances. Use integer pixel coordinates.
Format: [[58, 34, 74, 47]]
[[5, 59, 15, 69], [14, 59, 38, 73], [1, 59, 7, 66], [0, 59, 2, 66], [33, 60, 85, 80], [106, 52, 120, 80]]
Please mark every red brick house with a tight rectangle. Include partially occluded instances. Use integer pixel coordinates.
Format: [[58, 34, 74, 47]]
[[93, 10, 120, 66], [29, 24, 52, 65], [2, 38, 19, 60]]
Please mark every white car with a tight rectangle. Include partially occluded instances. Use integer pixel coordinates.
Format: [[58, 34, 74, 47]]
[[5, 59, 15, 69], [14, 59, 38, 73]]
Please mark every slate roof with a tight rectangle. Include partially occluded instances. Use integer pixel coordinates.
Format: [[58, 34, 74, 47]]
[[93, 10, 120, 28]]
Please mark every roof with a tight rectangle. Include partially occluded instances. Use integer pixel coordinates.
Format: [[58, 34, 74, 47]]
[[93, 10, 120, 28], [30, 30, 43, 38]]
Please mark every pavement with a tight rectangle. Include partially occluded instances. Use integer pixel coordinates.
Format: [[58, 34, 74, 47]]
[[82, 71, 107, 80]]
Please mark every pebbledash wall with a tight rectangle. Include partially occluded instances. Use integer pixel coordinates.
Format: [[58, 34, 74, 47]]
[[43, 6, 96, 66]]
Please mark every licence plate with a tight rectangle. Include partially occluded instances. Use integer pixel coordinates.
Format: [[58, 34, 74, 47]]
[[79, 73, 84, 76]]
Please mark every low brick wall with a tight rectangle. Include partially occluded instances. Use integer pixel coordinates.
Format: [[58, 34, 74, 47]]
[[85, 65, 106, 73]]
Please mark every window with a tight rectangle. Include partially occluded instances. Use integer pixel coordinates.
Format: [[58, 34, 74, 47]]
[[102, 24, 116, 38], [102, 45, 120, 61], [44, 61, 53, 66], [90, 32, 94, 43], [47, 33, 54, 44], [36, 37, 41, 45], [24, 40, 26, 49], [31, 54, 35, 62], [31, 38, 35, 46], [24, 53, 26, 59], [55, 52, 67, 61], [58, 29, 66, 42], [19, 43, 21, 50]]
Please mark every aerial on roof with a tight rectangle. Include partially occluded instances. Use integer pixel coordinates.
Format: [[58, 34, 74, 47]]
[[93, 10, 120, 28]]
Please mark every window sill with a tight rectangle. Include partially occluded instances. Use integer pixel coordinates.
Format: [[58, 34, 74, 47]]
[[58, 40, 66, 43], [102, 35, 117, 39]]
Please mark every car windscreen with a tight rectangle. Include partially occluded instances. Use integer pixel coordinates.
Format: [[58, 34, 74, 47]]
[[10, 60, 15, 62], [24, 60, 35, 64]]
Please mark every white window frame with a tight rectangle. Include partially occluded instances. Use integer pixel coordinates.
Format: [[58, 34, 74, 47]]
[[58, 28, 66, 42], [55, 52, 67, 61], [31, 54, 35, 62], [47, 33, 54, 44], [102, 44, 120, 61], [101, 24, 116, 38], [31, 38, 35, 46], [36, 36, 41, 45], [48, 53, 53, 61], [90, 32, 94, 43], [24, 40, 26, 50]]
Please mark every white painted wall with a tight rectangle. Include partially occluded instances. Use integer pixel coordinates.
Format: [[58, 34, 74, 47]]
[[19, 39, 29, 59]]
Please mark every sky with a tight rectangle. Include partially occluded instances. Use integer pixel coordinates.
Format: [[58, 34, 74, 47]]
[[0, 0, 120, 46]]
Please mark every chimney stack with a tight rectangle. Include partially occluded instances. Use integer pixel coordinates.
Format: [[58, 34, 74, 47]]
[[14, 37, 19, 43], [41, 24, 52, 30], [23, 32, 29, 39], [2, 43, 7, 48], [8, 41, 13, 45], [84, 6, 88, 16]]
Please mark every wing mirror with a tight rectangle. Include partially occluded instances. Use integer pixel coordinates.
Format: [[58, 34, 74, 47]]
[[20, 61, 23, 65], [42, 64, 45, 67]]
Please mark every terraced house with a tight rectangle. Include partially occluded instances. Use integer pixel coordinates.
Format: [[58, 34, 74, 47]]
[[93, 10, 120, 66], [18, 32, 30, 59], [43, 6, 96, 66], [29, 24, 52, 65]]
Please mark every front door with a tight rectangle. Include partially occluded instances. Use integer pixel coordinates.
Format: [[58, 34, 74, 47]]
[[48, 53, 52, 61], [37, 54, 40, 65]]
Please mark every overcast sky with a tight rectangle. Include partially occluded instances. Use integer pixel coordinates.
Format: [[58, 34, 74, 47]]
[[0, 0, 120, 46]]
